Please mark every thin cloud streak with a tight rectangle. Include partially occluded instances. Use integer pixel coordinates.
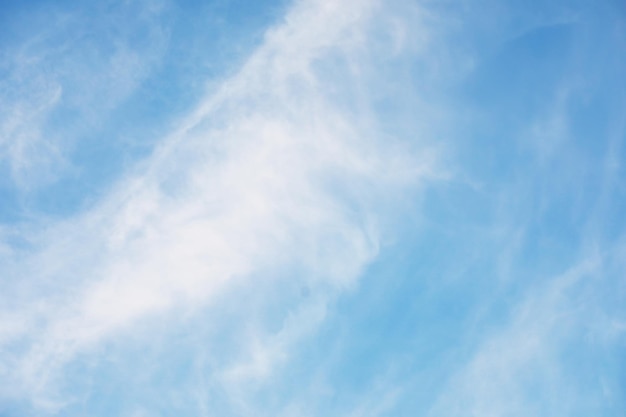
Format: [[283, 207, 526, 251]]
[[427, 243, 626, 417]]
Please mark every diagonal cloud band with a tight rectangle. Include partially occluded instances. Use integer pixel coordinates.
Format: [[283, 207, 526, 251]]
[[0, 0, 438, 409]]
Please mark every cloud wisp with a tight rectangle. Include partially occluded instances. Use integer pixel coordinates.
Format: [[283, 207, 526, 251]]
[[0, 0, 438, 412], [0, 0, 169, 192]]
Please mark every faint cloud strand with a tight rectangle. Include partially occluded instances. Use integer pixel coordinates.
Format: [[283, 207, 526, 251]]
[[0, 0, 169, 190]]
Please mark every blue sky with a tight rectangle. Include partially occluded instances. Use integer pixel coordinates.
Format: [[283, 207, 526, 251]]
[[0, 0, 625, 416]]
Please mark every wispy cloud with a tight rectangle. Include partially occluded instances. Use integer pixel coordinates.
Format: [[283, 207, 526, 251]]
[[427, 236, 626, 417], [0, 0, 168, 190], [1, 0, 625, 416], [0, 0, 438, 411]]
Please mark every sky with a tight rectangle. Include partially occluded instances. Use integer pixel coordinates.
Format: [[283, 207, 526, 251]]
[[0, 0, 625, 416]]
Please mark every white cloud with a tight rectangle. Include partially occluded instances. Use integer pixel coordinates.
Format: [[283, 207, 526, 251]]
[[0, 0, 439, 410]]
